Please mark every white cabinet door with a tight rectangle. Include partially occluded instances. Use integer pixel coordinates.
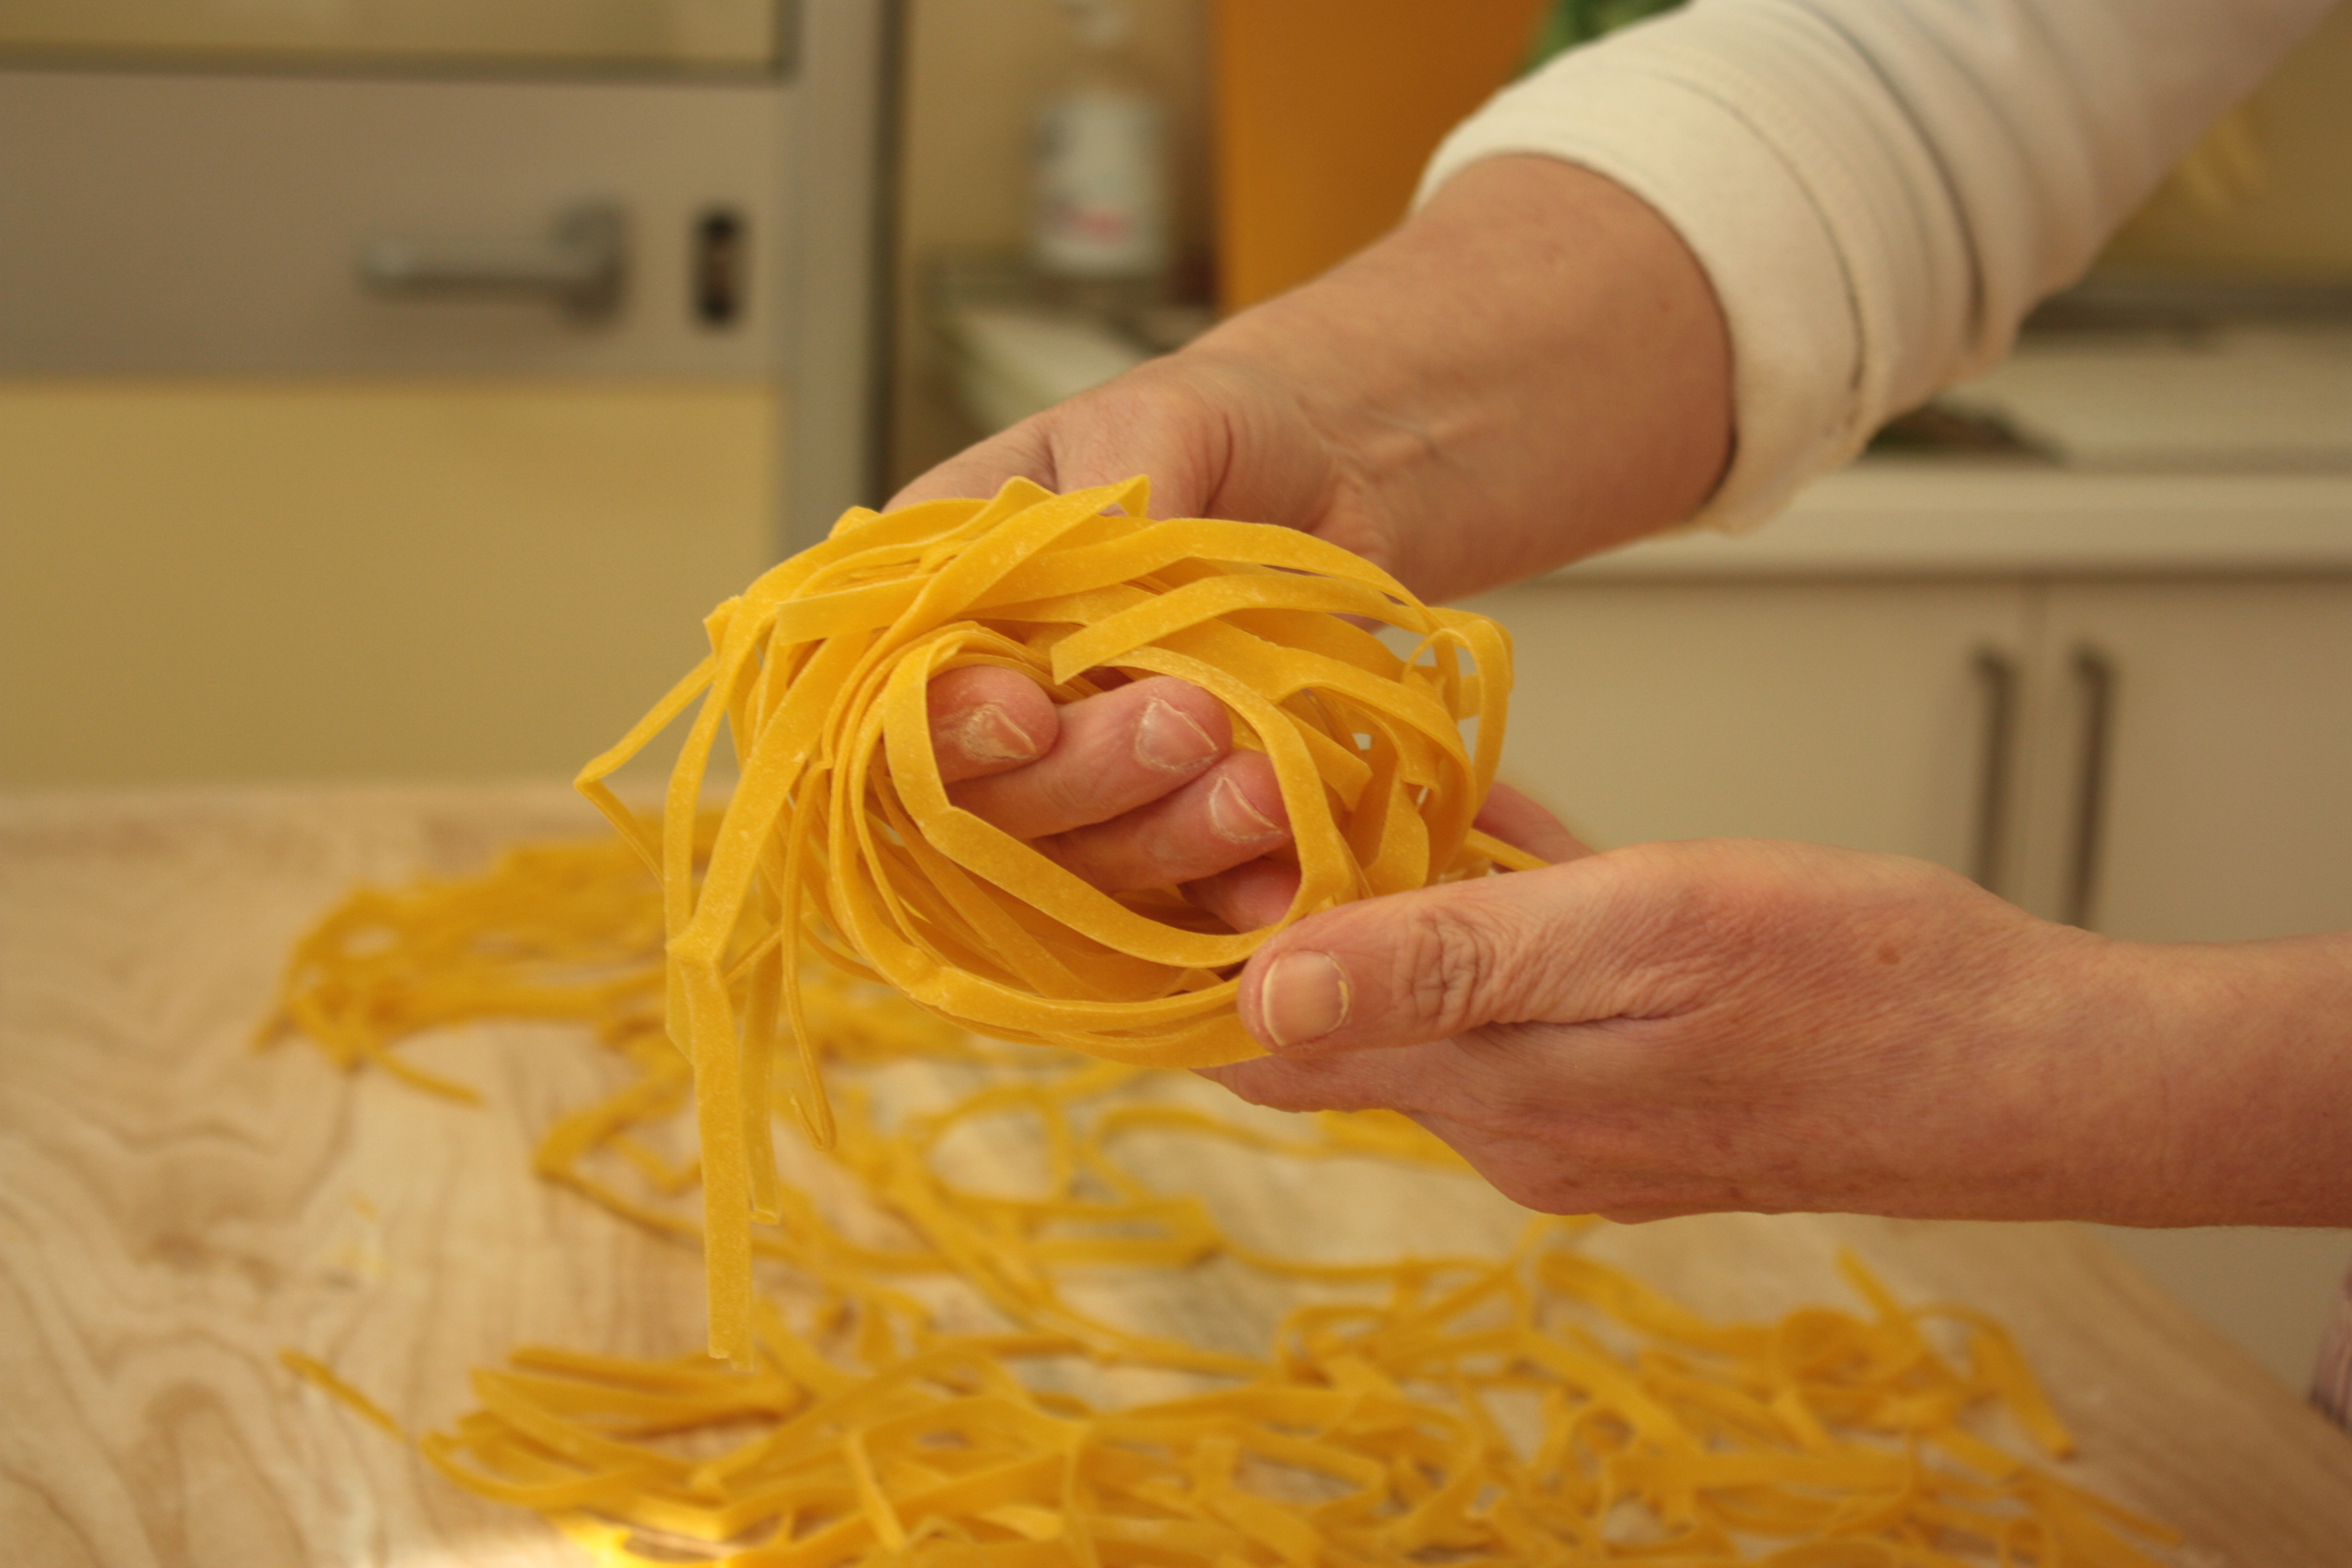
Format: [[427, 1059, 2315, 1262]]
[[1466, 579, 2029, 874], [2026, 578, 2352, 943]]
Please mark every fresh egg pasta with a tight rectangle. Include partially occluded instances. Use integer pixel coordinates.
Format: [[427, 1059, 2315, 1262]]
[[575, 478, 1536, 1360], [269, 832, 2176, 1568]]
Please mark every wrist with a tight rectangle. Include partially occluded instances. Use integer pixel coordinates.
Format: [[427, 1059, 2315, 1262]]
[[1182, 156, 1732, 601], [2070, 932, 2352, 1226]]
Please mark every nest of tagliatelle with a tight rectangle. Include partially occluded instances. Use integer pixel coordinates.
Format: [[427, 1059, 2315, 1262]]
[[576, 477, 1538, 1353]]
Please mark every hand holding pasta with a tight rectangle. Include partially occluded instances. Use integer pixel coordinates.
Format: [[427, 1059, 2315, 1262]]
[[577, 476, 1542, 1348]]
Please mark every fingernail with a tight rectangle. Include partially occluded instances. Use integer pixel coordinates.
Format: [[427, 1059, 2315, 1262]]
[[1136, 698, 1218, 772], [955, 703, 1038, 764], [1258, 951, 1349, 1049], [1206, 774, 1286, 845]]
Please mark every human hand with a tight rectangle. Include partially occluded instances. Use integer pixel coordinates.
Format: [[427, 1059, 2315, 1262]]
[[922, 663, 1296, 930], [925, 640, 1576, 932], [899, 343, 1395, 917], [900, 158, 1730, 909], [891, 351, 1392, 579], [894, 157, 1731, 605], [1202, 832, 2211, 1226]]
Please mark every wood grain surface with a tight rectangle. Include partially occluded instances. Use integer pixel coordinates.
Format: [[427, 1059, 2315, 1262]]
[[5, 787, 2352, 1566]]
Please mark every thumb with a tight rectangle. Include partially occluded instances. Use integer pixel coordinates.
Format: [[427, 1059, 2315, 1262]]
[[1237, 858, 1642, 1057]]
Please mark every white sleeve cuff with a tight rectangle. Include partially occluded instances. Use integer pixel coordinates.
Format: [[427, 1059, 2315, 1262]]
[[1415, 0, 2332, 536]]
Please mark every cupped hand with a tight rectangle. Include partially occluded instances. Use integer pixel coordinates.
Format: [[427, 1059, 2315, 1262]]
[[1204, 831, 2199, 1227], [890, 350, 1413, 582], [892, 156, 1736, 911], [900, 343, 1446, 921], [899, 355, 1386, 915]]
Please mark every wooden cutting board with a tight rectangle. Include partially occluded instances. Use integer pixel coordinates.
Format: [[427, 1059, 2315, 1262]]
[[6, 786, 2352, 1565]]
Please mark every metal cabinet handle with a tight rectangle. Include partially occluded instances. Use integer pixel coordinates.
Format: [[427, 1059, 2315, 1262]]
[[360, 201, 624, 319], [1968, 647, 2019, 893], [2064, 645, 2119, 929]]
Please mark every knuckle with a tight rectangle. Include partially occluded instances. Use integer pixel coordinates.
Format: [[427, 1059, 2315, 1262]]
[[1576, 842, 1788, 1008], [1030, 764, 1103, 831], [1398, 900, 1531, 1033]]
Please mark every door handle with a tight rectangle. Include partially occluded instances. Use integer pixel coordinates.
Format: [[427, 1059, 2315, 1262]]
[[360, 201, 625, 319], [2063, 645, 2119, 929], [1968, 647, 2019, 893]]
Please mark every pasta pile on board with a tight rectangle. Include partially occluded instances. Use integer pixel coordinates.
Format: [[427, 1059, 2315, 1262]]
[[267, 829, 2179, 1567]]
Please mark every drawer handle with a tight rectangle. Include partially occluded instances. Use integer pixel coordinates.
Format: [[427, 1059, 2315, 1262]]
[[359, 200, 625, 320], [1969, 647, 2020, 894], [2065, 645, 2120, 929]]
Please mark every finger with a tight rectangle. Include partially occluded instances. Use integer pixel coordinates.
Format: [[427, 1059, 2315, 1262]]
[[1234, 856, 1657, 1057], [1184, 786, 1585, 929], [1038, 751, 1290, 893], [1200, 1052, 1712, 1219], [1182, 856, 1300, 934], [948, 675, 1230, 840], [1406, 1106, 1712, 1219], [925, 666, 1060, 786], [1185, 785, 1586, 945]]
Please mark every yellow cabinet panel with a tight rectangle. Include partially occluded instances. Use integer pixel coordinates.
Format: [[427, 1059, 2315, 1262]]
[[0, 380, 774, 786]]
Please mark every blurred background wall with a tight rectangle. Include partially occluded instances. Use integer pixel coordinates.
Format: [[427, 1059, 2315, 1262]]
[[4, 0, 2350, 789]]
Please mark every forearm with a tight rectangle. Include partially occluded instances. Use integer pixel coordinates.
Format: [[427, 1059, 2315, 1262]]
[[1179, 155, 1732, 602], [2103, 930, 2352, 1227]]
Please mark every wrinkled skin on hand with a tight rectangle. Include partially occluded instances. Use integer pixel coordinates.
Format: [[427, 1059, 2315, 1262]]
[[1209, 824, 2163, 1226]]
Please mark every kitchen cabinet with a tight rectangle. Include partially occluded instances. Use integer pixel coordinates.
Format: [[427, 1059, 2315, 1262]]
[[0, 6, 895, 787], [2025, 578, 2352, 943], [1467, 564, 2352, 1391], [1472, 572, 2352, 937], [1463, 578, 2028, 874]]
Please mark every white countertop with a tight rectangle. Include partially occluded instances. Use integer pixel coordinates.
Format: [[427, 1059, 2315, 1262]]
[[1572, 326, 2352, 578], [1565, 459, 2352, 579]]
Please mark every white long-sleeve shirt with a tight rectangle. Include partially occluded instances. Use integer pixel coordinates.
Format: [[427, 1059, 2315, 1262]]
[[1417, 0, 2335, 531]]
